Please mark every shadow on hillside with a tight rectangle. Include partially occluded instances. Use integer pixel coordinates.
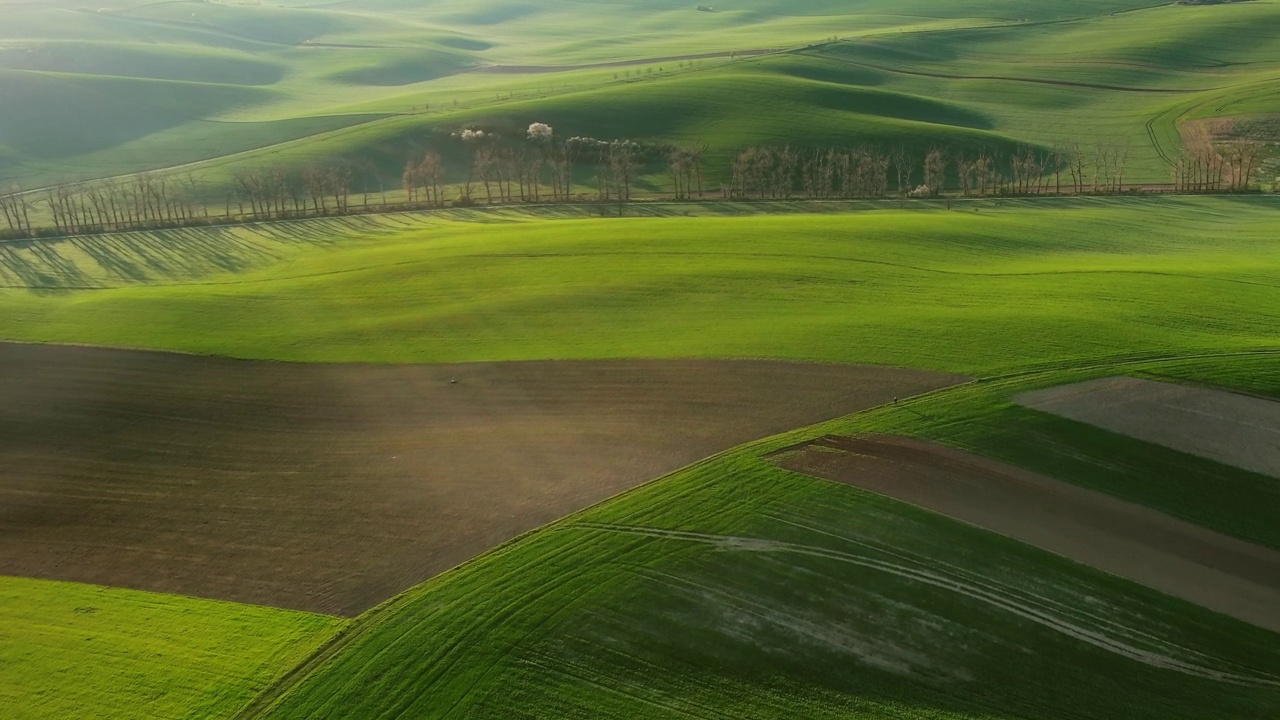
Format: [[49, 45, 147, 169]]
[[0, 224, 350, 291]]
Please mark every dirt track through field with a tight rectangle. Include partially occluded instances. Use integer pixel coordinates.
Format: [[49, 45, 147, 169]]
[[0, 343, 960, 616], [1015, 376, 1280, 479], [774, 435, 1280, 634], [575, 522, 1280, 687], [469, 49, 778, 74]]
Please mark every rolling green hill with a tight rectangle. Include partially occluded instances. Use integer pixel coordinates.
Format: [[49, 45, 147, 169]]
[[4, 2, 1280, 718], [3, 196, 1276, 372], [0, 576, 342, 720], [0, 70, 276, 160], [2, 0, 1278, 193]]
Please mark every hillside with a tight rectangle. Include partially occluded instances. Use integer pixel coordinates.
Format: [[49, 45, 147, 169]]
[[2, 0, 1278, 194]]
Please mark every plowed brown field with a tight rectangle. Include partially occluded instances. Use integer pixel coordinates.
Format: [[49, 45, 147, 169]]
[[0, 343, 960, 616], [775, 435, 1280, 633]]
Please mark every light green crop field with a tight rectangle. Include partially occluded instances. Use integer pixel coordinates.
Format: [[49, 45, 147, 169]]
[[2, 197, 1279, 717], [2, 196, 1277, 373], [0, 576, 343, 720]]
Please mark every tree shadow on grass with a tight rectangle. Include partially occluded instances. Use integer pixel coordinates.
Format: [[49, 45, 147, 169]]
[[0, 242, 93, 292], [0, 223, 356, 290]]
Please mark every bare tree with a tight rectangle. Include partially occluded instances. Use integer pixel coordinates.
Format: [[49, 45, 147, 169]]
[[923, 148, 947, 196], [1114, 142, 1131, 193], [1227, 140, 1265, 191], [890, 146, 912, 197], [475, 147, 498, 203], [328, 163, 353, 213], [303, 167, 329, 214], [608, 140, 641, 201], [0, 186, 33, 237], [548, 141, 578, 201]]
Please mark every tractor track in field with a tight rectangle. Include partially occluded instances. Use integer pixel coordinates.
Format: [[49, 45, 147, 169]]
[[806, 52, 1221, 94], [467, 49, 780, 75], [572, 522, 1280, 687]]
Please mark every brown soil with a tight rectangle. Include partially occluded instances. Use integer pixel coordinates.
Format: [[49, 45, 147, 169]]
[[0, 343, 959, 616], [1014, 376, 1280, 479], [775, 435, 1280, 633]]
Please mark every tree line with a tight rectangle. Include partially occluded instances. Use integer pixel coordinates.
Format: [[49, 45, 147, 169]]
[[724, 142, 1140, 200], [1, 122, 1271, 241], [1173, 123, 1267, 193], [0, 165, 371, 239]]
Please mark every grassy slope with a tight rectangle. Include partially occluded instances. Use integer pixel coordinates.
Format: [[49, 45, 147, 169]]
[[6, 0, 1280, 191], [2, 196, 1276, 373], [3, 1, 1280, 712], [0, 70, 276, 158], [1137, 355, 1280, 398], [0, 576, 343, 720]]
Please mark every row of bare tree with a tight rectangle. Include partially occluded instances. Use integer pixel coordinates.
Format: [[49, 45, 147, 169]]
[[36, 174, 210, 235], [723, 142, 1147, 200], [403, 153, 447, 206], [452, 130, 678, 204], [1174, 124, 1266, 192], [230, 165, 359, 220], [0, 164, 371, 238], [729, 146, 891, 199], [0, 129, 1270, 241]]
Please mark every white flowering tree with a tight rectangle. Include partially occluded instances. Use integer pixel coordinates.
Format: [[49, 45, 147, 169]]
[[527, 123, 553, 141]]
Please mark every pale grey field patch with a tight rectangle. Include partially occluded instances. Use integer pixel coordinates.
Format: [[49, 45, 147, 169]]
[[1014, 376, 1280, 478]]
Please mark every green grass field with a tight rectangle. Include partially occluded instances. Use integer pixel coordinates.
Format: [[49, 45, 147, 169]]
[[4, 1, 1280, 716], [0, 576, 343, 720], [2, 196, 1276, 373]]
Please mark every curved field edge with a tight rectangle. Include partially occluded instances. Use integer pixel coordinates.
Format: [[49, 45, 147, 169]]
[[0, 576, 343, 720], [244, 352, 1280, 720]]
